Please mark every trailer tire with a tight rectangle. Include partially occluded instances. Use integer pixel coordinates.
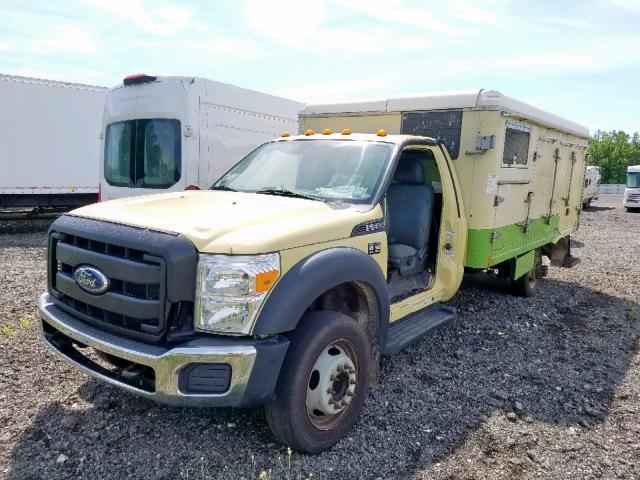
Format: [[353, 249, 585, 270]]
[[512, 250, 542, 298], [265, 311, 370, 453]]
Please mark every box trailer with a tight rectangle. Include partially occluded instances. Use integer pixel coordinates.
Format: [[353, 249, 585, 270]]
[[300, 89, 590, 272], [0, 74, 107, 210], [100, 74, 303, 201]]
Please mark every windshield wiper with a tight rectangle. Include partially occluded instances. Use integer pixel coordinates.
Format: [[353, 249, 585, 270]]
[[256, 188, 319, 201], [210, 185, 237, 192]]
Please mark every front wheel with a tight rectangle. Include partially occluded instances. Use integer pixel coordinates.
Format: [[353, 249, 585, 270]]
[[265, 311, 371, 453]]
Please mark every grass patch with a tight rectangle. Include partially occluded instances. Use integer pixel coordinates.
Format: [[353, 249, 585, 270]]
[[0, 324, 16, 336]]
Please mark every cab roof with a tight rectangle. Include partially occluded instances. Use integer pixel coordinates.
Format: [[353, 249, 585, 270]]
[[273, 132, 437, 145]]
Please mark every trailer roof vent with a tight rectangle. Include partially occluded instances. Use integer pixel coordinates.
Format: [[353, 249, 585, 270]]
[[123, 74, 157, 86]]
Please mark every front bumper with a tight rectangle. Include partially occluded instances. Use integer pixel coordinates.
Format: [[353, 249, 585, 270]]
[[38, 292, 289, 407]]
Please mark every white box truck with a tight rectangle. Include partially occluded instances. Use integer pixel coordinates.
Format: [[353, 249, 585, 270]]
[[624, 165, 640, 211], [100, 74, 303, 201], [0, 74, 107, 210]]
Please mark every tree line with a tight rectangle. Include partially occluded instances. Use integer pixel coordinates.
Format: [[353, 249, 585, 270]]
[[588, 130, 640, 184]]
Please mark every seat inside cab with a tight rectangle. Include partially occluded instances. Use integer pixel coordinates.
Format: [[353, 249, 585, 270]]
[[385, 147, 443, 302]]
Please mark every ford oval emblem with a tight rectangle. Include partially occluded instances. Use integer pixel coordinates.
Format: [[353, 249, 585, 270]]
[[73, 265, 110, 295]]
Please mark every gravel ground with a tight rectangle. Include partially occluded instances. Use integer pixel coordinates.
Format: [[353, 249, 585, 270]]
[[1, 195, 639, 480]]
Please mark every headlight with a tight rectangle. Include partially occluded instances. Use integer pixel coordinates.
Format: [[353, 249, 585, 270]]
[[194, 253, 280, 334]]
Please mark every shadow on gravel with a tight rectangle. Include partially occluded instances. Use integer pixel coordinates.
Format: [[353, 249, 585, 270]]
[[7, 278, 640, 479], [0, 218, 54, 236], [583, 205, 614, 212]]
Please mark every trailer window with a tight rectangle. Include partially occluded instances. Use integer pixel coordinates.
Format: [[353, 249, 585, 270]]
[[502, 123, 531, 167], [104, 119, 181, 188]]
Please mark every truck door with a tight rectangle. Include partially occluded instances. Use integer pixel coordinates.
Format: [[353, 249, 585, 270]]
[[432, 144, 467, 297], [490, 121, 537, 263]]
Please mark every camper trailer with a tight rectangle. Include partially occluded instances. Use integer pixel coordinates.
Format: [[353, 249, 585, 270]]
[[624, 165, 640, 211], [582, 165, 601, 208], [38, 89, 589, 453], [100, 74, 302, 201]]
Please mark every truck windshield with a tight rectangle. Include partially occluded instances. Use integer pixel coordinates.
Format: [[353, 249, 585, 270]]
[[213, 140, 393, 204], [628, 172, 640, 189], [104, 119, 181, 189]]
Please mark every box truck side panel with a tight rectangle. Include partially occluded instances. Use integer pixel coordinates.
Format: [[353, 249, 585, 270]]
[[0, 76, 106, 196]]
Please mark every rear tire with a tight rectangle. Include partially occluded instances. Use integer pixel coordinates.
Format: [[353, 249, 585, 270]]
[[512, 250, 542, 298], [265, 311, 370, 453]]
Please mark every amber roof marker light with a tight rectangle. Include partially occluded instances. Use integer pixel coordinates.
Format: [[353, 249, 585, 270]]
[[281, 131, 290, 137], [377, 129, 387, 137], [304, 129, 314, 136], [342, 128, 352, 135], [322, 129, 333, 135]]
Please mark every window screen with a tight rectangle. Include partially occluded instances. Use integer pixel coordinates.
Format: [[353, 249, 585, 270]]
[[502, 123, 531, 166], [400, 110, 463, 159]]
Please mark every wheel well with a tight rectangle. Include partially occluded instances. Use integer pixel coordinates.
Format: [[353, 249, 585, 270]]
[[305, 281, 381, 355]]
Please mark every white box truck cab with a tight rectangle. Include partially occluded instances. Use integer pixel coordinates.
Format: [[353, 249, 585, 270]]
[[100, 74, 302, 200], [624, 165, 640, 211]]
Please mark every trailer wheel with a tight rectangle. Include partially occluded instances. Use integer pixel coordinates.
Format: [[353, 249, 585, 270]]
[[265, 311, 370, 453], [512, 249, 542, 298]]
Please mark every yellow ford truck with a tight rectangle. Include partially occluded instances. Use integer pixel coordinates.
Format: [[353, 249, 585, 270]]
[[38, 90, 589, 452]]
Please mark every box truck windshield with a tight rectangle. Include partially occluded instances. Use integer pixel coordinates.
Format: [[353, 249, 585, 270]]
[[628, 171, 640, 188], [104, 118, 181, 189]]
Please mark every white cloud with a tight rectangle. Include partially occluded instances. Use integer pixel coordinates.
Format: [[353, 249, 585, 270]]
[[203, 38, 263, 58], [244, 0, 327, 42], [0, 41, 13, 52], [31, 25, 99, 54], [606, 0, 640, 14], [244, 0, 432, 54], [338, 0, 469, 36], [89, 0, 191, 35]]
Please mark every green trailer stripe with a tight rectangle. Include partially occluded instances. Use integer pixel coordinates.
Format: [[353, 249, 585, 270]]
[[465, 215, 561, 268]]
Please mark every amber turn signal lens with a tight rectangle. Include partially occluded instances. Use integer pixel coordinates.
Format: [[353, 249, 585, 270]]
[[255, 270, 279, 293]]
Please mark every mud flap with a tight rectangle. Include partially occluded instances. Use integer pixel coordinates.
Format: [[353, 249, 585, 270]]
[[542, 236, 581, 268], [513, 250, 535, 281]]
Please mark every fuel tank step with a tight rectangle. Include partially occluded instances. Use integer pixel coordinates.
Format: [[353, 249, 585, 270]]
[[383, 304, 456, 355]]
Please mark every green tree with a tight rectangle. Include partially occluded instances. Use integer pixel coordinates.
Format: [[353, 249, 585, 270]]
[[588, 130, 640, 183]]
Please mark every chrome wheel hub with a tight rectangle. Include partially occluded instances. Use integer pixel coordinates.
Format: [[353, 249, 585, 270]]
[[306, 343, 357, 419]]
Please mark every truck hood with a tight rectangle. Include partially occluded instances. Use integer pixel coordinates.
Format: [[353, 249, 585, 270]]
[[70, 191, 379, 253]]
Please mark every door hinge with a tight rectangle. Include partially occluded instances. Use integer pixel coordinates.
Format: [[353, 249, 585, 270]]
[[494, 195, 505, 207], [184, 125, 193, 137]]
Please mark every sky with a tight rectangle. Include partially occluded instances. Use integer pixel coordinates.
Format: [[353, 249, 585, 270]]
[[1, 0, 639, 134]]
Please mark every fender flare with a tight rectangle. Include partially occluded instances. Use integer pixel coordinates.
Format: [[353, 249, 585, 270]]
[[253, 247, 390, 346]]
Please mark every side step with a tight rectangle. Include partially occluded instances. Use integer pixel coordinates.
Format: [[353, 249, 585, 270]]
[[383, 304, 456, 355]]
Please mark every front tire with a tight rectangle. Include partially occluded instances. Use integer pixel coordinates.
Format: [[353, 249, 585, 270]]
[[265, 311, 371, 453]]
